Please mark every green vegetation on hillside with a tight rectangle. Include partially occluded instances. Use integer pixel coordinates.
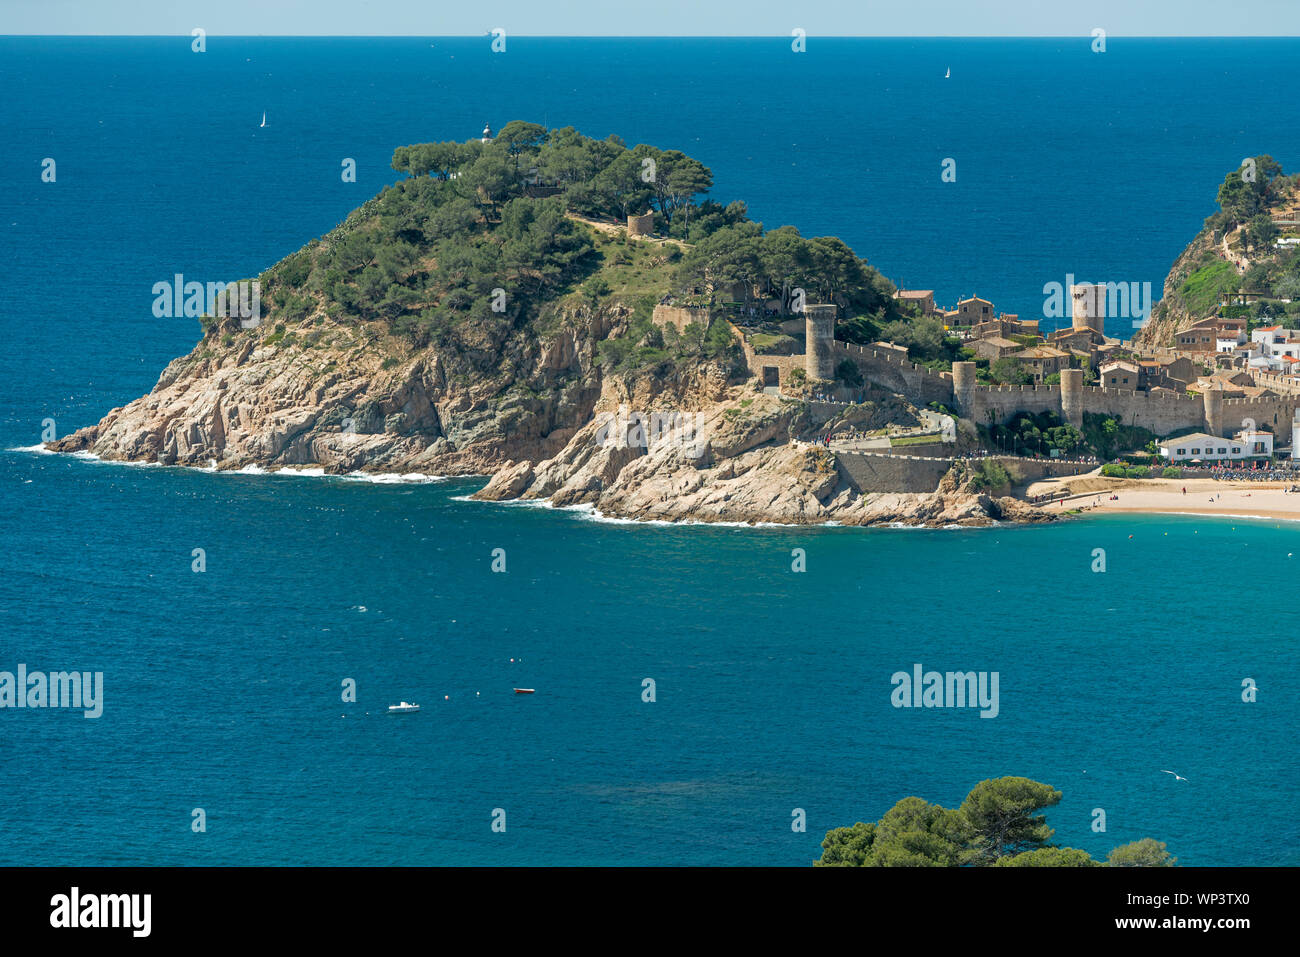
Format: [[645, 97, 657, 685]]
[[964, 459, 1011, 492], [816, 776, 1174, 867], [1176, 156, 1300, 311], [1179, 259, 1240, 316], [222, 121, 918, 384], [873, 314, 966, 368], [1210, 154, 1289, 232], [1082, 411, 1156, 460], [976, 410, 1152, 459], [980, 410, 1083, 457], [672, 221, 901, 325]]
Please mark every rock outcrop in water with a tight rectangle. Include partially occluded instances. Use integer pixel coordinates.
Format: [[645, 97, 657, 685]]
[[47, 121, 1046, 527]]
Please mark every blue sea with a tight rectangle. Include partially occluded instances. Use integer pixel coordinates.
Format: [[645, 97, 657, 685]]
[[0, 37, 1297, 866]]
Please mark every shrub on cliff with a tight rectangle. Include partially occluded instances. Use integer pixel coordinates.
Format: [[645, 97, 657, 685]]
[[965, 459, 1010, 492]]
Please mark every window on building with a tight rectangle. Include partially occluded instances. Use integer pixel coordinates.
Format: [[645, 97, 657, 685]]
[[1176, 449, 1185, 455], [1192, 448, 1200, 454], [1233, 447, 1241, 454], [1218, 448, 1227, 454]]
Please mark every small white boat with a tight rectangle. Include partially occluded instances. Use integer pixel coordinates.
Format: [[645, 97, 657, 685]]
[[259, 111, 267, 128], [944, 67, 950, 78], [387, 701, 420, 713]]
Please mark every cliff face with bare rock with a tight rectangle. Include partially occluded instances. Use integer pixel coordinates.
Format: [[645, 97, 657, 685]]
[[50, 302, 616, 476], [474, 387, 1044, 528]]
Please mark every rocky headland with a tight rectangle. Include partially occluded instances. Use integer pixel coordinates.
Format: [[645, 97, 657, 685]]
[[47, 122, 1063, 527]]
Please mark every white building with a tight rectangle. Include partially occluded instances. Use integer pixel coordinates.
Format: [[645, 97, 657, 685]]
[[1252, 325, 1285, 352], [1271, 339, 1300, 360], [1160, 430, 1272, 463], [1239, 429, 1274, 458]]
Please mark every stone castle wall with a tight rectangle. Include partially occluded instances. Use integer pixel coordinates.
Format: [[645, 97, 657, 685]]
[[834, 452, 1095, 494], [731, 327, 1300, 442], [834, 451, 954, 493], [653, 304, 711, 334], [828, 342, 956, 406]]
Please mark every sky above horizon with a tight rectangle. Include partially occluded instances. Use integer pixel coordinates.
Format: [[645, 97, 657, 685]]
[[3, 0, 1300, 37]]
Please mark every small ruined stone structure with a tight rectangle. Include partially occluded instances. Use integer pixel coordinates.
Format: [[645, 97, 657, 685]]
[[652, 303, 711, 334], [627, 213, 655, 237]]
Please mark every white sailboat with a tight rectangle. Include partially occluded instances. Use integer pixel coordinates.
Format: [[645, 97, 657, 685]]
[[944, 67, 950, 79], [259, 111, 267, 128]]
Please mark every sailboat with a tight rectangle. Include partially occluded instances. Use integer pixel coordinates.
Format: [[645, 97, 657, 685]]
[[259, 111, 267, 128], [944, 67, 950, 79]]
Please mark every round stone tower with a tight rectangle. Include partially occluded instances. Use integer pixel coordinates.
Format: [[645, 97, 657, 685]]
[[804, 304, 837, 381], [1070, 284, 1106, 334], [1060, 367, 1084, 428], [1203, 389, 1224, 437], [952, 361, 977, 417]]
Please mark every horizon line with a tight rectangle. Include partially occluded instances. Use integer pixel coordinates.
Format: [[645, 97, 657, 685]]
[[5, 33, 1300, 40]]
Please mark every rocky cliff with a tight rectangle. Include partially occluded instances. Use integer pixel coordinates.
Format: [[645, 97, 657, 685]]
[[474, 386, 1045, 527], [48, 299, 619, 476], [47, 123, 1050, 527]]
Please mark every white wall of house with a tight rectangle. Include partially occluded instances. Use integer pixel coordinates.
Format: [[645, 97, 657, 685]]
[[1161, 435, 1258, 462], [1238, 430, 1274, 457], [1252, 328, 1283, 350]]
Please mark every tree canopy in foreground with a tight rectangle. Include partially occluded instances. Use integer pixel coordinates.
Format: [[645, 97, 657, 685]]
[[816, 776, 1175, 867]]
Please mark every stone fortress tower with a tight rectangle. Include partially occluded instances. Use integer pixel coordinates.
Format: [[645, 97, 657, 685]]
[[1071, 284, 1106, 334], [1203, 389, 1224, 437], [1059, 368, 1084, 428], [952, 360, 977, 416], [804, 304, 837, 381]]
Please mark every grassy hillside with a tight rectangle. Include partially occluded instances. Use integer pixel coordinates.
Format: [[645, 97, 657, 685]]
[[206, 121, 904, 382], [1139, 156, 1300, 346]]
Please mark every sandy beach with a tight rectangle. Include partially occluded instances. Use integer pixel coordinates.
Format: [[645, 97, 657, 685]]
[[1025, 473, 1300, 523]]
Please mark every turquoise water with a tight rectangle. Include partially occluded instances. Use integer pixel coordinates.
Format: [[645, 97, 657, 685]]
[[3, 450, 1295, 865], [1, 37, 1298, 865]]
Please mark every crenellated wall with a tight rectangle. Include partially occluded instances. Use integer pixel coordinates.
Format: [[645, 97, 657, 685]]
[[731, 330, 1300, 442], [829, 342, 956, 406]]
